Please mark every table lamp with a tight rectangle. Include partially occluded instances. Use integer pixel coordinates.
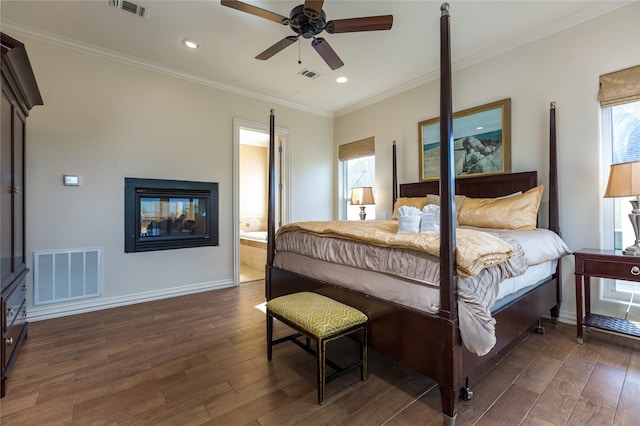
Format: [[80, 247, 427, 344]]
[[604, 161, 640, 256], [350, 187, 375, 220]]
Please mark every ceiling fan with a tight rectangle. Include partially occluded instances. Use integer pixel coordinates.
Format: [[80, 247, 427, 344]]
[[220, 0, 393, 70]]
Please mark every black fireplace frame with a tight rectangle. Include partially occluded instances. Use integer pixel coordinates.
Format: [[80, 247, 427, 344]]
[[124, 178, 219, 253]]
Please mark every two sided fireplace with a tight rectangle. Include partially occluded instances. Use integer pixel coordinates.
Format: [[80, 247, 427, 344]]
[[124, 178, 219, 253]]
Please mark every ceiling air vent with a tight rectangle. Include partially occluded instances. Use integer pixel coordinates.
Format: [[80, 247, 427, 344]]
[[299, 69, 321, 79], [109, 0, 148, 18]]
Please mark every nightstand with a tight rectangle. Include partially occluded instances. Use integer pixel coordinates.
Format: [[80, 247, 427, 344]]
[[574, 249, 640, 344]]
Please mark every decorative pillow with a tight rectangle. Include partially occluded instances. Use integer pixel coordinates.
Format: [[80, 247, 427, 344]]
[[397, 216, 421, 234], [458, 185, 544, 230], [420, 205, 440, 234], [425, 194, 466, 209], [391, 197, 427, 219]]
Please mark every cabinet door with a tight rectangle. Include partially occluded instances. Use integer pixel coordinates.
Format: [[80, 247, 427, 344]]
[[1, 91, 12, 283], [12, 108, 25, 274]]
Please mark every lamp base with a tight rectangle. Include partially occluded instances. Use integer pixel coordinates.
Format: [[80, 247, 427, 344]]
[[359, 206, 367, 220], [623, 242, 640, 256], [624, 198, 640, 256]]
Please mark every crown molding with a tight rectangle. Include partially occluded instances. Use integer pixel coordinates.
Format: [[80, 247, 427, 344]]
[[334, 0, 634, 117], [1, 20, 334, 118]]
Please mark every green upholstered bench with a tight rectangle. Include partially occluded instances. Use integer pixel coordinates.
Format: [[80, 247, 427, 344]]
[[266, 291, 368, 405]]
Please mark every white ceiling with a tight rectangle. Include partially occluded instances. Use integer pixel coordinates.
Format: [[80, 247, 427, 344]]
[[1, 1, 633, 116]]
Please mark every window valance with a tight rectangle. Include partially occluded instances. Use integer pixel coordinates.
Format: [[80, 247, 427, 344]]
[[598, 65, 640, 107], [338, 137, 375, 161]]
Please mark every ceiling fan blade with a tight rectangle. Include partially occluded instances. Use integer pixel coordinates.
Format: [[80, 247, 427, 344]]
[[255, 36, 298, 60], [311, 37, 344, 70], [303, 0, 324, 19], [220, 0, 288, 25], [326, 15, 393, 34]]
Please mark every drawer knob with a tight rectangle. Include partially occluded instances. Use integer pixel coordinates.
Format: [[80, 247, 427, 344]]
[[5, 338, 13, 346], [7, 307, 15, 316], [633, 266, 640, 276]]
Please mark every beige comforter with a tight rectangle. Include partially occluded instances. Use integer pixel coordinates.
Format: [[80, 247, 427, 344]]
[[277, 220, 514, 278]]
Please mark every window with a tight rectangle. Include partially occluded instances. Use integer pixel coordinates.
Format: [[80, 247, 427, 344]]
[[344, 156, 376, 220], [338, 137, 376, 220], [610, 102, 640, 251], [602, 100, 640, 302]]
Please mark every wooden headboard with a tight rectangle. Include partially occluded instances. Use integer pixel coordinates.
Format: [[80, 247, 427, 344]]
[[399, 171, 538, 199]]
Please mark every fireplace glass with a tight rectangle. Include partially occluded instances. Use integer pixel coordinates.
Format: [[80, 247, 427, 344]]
[[140, 196, 207, 237], [125, 178, 218, 253]]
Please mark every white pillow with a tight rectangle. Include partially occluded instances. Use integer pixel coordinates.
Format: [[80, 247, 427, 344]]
[[420, 205, 440, 234], [398, 216, 421, 234]]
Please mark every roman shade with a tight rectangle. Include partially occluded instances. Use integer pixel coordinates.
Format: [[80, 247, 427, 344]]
[[338, 136, 375, 161], [598, 65, 640, 107]]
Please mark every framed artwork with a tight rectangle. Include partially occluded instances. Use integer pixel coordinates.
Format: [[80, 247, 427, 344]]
[[419, 98, 511, 181]]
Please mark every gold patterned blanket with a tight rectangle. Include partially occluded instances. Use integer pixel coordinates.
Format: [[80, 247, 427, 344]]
[[276, 220, 514, 278]]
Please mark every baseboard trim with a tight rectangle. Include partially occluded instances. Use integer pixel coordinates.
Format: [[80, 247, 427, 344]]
[[27, 279, 235, 322]]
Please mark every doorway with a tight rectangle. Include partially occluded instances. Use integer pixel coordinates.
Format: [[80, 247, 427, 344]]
[[233, 118, 289, 285]]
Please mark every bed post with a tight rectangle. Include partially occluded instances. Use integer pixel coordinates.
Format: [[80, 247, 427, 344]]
[[438, 2, 457, 322], [392, 140, 398, 208], [266, 109, 276, 297], [549, 102, 559, 236], [438, 4, 460, 426], [549, 102, 562, 318]]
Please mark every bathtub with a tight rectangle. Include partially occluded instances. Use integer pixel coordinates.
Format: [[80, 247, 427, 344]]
[[239, 230, 268, 243], [240, 230, 267, 269]]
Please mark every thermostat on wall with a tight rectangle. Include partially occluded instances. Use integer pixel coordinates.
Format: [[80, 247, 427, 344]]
[[63, 175, 79, 186]]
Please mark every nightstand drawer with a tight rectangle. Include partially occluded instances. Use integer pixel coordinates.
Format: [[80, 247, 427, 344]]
[[582, 258, 640, 282]]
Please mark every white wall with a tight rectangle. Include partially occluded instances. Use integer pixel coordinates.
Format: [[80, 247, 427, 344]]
[[334, 2, 640, 324], [16, 32, 334, 320]]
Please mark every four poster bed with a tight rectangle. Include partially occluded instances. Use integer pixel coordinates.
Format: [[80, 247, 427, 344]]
[[265, 4, 568, 425]]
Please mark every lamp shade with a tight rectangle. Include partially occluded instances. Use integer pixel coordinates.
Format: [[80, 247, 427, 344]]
[[350, 187, 375, 205], [604, 161, 640, 197]]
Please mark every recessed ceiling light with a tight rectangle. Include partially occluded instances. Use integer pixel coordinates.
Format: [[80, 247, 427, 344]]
[[336, 76, 348, 84], [182, 38, 200, 49]]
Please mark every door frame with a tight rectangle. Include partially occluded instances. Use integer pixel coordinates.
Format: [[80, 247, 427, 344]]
[[233, 118, 290, 286]]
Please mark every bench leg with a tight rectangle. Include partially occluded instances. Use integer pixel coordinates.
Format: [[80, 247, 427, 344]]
[[267, 312, 273, 361], [361, 325, 368, 381], [318, 338, 326, 405]]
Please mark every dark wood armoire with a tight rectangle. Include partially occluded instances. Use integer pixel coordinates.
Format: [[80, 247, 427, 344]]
[[1, 32, 43, 397]]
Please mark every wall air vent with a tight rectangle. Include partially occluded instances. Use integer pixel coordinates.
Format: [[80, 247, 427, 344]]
[[109, 0, 148, 17], [34, 248, 102, 305], [298, 69, 321, 79]]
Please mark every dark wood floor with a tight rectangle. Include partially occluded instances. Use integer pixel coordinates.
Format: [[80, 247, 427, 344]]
[[2, 280, 640, 425]]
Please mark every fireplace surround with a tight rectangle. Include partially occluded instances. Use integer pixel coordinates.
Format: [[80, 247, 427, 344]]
[[124, 178, 218, 253]]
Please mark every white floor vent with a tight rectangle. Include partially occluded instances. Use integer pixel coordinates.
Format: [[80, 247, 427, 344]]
[[34, 248, 102, 305]]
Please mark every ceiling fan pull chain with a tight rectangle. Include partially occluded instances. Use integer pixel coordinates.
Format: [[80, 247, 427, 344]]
[[298, 38, 302, 64]]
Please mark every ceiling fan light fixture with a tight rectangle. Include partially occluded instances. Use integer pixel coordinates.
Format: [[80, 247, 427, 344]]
[[182, 38, 200, 49], [221, 0, 393, 70]]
